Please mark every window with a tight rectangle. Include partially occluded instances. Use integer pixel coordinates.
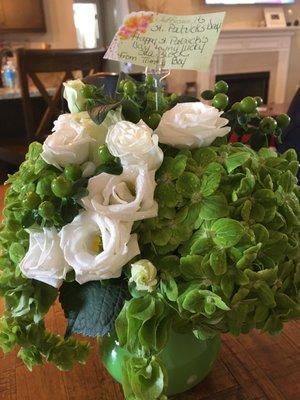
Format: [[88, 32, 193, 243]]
[[73, 2, 101, 48]]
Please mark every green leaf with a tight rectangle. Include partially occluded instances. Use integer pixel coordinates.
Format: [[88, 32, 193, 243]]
[[193, 148, 217, 166], [279, 170, 296, 193], [170, 154, 187, 179], [122, 356, 166, 400], [252, 224, 269, 243], [211, 218, 244, 248], [231, 288, 249, 305], [18, 347, 43, 371], [254, 305, 269, 322], [59, 280, 128, 337], [155, 182, 180, 207], [199, 194, 229, 220], [200, 172, 221, 197], [254, 189, 276, 205], [221, 275, 234, 298], [241, 199, 252, 221], [179, 255, 204, 280], [209, 249, 227, 275], [26, 142, 43, 161], [225, 152, 250, 173], [190, 237, 212, 255], [160, 273, 178, 301], [250, 202, 265, 222], [254, 281, 276, 308], [176, 172, 201, 196], [33, 281, 58, 315], [9, 242, 26, 264]]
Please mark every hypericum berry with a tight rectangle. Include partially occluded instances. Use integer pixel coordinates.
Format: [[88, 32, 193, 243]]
[[22, 192, 41, 210], [231, 102, 241, 111], [36, 175, 56, 197], [145, 75, 155, 87], [212, 93, 229, 110], [118, 79, 126, 91], [38, 201, 55, 219], [170, 93, 178, 102], [123, 80, 137, 96], [201, 90, 215, 100], [97, 145, 115, 163], [240, 97, 257, 114], [276, 113, 291, 128], [147, 113, 161, 129], [259, 117, 278, 134], [214, 80, 228, 94], [51, 176, 72, 198], [64, 164, 82, 181], [254, 96, 263, 107]]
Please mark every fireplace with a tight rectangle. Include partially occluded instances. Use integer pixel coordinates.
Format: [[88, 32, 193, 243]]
[[196, 27, 296, 107], [216, 71, 270, 106]]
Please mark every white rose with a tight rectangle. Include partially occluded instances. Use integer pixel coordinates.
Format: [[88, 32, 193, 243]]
[[106, 120, 163, 170], [41, 114, 94, 170], [59, 211, 140, 284], [155, 102, 231, 149], [63, 79, 87, 113], [19, 228, 70, 288], [129, 259, 158, 292], [82, 165, 158, 222]]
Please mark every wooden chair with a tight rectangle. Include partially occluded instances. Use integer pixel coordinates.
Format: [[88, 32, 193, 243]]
[[17, 48, 107, 140], [0, 48, 107, 176]]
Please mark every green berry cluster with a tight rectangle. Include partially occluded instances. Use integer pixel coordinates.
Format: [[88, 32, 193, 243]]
[[86, 75, 179, 130], [201, 81, 290, 149], [117, 76, 176, 129], [0, 142, 89, 370]]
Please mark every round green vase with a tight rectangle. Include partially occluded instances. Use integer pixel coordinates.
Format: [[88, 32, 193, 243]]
[[100, 331, 221, 397]]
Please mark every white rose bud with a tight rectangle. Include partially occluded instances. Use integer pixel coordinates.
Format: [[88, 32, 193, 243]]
[[19, 228, 70, 288], [155, 102, 231, 149], [129, 259, 158, 292], [63, 79, 87, 113], [106, 120, 163, 170]]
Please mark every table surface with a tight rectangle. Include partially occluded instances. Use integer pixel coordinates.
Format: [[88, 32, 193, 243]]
[[0, 86, 56, 100], [0, 186, 299, 400]]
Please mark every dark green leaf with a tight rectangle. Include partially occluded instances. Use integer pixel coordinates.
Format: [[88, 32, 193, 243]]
[[89, 101, 121, 125], [59, 280, 128, 337]]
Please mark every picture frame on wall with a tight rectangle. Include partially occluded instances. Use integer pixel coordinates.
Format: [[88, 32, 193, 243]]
[[264, 7, 286, 28]]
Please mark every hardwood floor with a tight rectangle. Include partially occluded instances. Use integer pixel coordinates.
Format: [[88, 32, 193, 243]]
[[0, 186, 299, 400]]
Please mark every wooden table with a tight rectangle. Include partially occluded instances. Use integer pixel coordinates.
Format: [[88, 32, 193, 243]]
[[0, 186, 299, 400]]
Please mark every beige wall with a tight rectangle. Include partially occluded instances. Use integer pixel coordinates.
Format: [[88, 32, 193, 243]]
[[1, 0, 77, 49], [130, 0, 300, 104]]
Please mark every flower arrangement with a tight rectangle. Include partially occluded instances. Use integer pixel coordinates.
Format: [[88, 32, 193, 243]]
[[0, 74, 299, 400]]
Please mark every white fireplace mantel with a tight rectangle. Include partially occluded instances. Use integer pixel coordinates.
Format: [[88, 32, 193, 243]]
[[197, 27, 298, 105]]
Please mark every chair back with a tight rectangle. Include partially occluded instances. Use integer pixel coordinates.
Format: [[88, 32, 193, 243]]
[[16, 48, 107, 141]]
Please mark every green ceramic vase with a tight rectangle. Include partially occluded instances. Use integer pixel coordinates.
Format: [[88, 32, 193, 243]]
[[100, 330, 221, 397]]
